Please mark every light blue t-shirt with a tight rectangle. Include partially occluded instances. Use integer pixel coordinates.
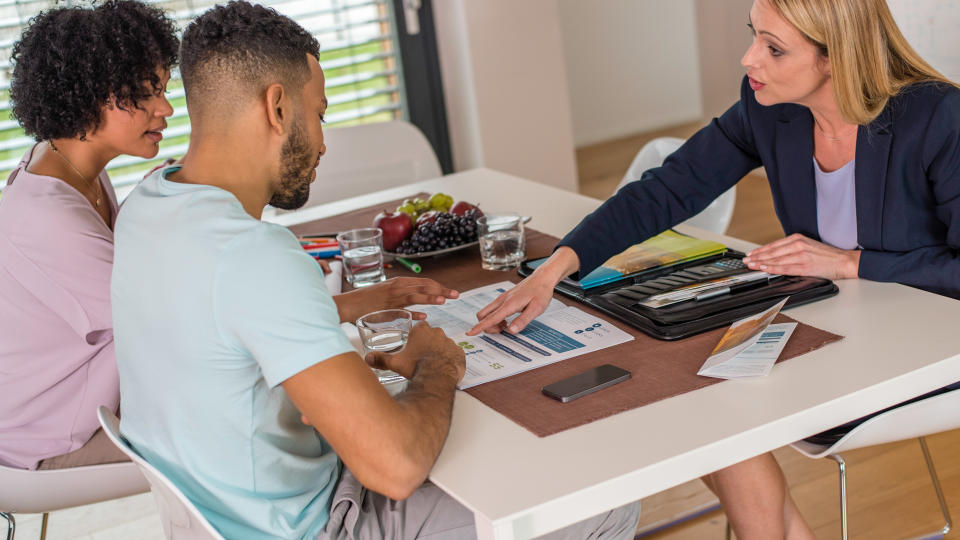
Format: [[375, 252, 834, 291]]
[[112, 167, 356, 539]]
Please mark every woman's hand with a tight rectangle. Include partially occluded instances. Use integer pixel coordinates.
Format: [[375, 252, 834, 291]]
[[335, 277, 459, 324], [467, 246, 580, 335], [742, 233, 861, 279]]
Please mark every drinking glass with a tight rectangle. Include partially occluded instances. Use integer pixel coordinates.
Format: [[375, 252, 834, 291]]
[[337, 228, 386, 287], [356, 309, 412, 385], [477, 214, 526, 270]]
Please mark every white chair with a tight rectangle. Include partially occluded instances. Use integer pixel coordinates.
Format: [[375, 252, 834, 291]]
[[97, 407, 225, 540], [616, 136, 737, 234], [791, 388, 960, 540], [0, 453, 149, 540], [301, 120, 442, 209]]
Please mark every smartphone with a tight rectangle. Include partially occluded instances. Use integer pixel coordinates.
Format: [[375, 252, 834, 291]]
[[541, 364, 631, 403]]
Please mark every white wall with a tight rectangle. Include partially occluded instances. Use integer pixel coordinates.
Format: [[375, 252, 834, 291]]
[[557, 0, 703, 147], [429, 0, 751, 185], [432, 0, 579, 192], [888, 0, 960, 82], [696, 0, 753, 119]]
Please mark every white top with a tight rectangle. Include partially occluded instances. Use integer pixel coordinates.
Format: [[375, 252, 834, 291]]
[[112, 166, 355, 539], [814, 157, 859, 250]]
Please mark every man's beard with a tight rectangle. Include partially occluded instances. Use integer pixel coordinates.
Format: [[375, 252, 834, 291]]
[[269, 120, 315, 210]]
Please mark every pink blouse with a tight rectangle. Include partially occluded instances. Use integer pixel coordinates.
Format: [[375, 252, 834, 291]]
[[0, 145, 120, 469]]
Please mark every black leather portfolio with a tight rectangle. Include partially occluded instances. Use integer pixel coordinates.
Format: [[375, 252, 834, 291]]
[[518, 250, 838, 340]]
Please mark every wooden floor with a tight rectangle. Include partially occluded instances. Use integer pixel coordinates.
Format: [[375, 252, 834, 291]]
[[578, 123, 960, 540], [8, 124, 958, 540]]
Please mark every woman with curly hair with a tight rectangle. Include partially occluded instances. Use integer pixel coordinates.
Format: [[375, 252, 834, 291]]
[[0, 0, 178, 470]]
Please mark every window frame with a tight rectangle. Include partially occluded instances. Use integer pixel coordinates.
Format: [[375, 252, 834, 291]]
[[390, 0, 453, 174], [0, 0, 452, 194]]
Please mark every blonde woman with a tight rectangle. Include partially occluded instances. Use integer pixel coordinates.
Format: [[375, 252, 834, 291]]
[[470, 0, 960, 537]]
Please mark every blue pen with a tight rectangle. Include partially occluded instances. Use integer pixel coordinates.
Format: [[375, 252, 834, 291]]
[[306, 248, 340, 258]]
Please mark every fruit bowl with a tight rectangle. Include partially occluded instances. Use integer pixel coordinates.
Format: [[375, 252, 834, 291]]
[[383, 216, 531, 260], [384, 239, 481, 260]]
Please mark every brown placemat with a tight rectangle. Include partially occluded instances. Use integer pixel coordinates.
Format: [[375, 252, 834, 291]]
[[293, 195, 845, 437]]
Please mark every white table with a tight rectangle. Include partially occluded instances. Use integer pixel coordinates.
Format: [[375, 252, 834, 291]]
[[268, 167, 960, 539]]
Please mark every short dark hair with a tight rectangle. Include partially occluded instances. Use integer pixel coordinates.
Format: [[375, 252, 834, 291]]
[[179, 1, 320, 111], [10, 0, 179, 141]]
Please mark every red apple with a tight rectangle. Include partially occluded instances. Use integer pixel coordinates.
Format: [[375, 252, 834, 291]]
[[450, 200, 483, 217], [373, 209, 413, 251], [415, 210, 440, 227]]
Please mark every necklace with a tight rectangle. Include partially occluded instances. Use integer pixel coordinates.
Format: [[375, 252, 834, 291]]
[[814, 119, 858, 142], [47, 140, 102, 207]]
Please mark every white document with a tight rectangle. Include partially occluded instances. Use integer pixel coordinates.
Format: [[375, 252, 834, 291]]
[[410, 281, 635, 389], [324, 260, 343, 294], [697, 298, 792, 379], [698, 322, 797, 379]]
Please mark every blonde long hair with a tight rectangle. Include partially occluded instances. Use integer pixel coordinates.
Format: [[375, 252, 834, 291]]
[[769, 0, 957, 125]]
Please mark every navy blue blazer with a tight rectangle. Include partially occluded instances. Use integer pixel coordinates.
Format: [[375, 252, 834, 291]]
[[560, 76, 960, 299]]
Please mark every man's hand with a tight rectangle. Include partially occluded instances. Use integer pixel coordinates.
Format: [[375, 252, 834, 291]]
[[335, 277, 459, 324], [742, 233, 861, 279], [366, 322, 465, 382], [467, 246, 580, 336], [284, 321, 464, 499]]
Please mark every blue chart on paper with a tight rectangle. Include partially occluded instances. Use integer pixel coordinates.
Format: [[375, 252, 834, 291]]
[[756, 330, 784, 344], [498, 331, 552, 356], [519, 320, 585, 353], [480, 336, 533, 362]]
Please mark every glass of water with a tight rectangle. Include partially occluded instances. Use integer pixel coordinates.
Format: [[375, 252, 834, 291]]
[[477, 214, 526, 270], [356, 309, 412, 385], [337, 228, 386, 287]]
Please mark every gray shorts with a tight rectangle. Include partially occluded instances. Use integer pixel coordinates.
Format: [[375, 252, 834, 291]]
[[318, 469, 641, 540], [37, 428, 129, 470]]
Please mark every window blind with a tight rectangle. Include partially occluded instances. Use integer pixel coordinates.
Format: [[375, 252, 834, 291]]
[[0, 0, 407, 194]]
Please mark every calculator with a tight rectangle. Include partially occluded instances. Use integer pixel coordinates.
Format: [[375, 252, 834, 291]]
[[612, 257, 750, 297]]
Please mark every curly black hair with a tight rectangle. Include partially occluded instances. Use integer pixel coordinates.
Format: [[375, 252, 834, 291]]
[[180, 1, 320, 109], [9, 0, 179, 141]]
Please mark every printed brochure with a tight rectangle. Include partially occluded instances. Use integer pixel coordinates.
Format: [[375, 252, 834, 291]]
[[410, 281, 634, 388]]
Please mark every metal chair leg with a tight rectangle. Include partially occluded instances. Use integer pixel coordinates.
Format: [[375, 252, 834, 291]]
[[919, 436, 953, 537], [1, 511, 14, 540], [38, 513, 47, 540], [829, 453, 848, 540]]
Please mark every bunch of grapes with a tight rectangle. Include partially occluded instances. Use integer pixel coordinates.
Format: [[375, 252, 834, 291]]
[[396, 210, 481, 254]]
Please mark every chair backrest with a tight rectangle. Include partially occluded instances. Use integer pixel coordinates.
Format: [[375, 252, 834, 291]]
[[617, 136, 737, 234], [0, 458, 148, 514], [97, 407, 225, 540], [791, 388, 960, 458], [300, 120, 442, 209]]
